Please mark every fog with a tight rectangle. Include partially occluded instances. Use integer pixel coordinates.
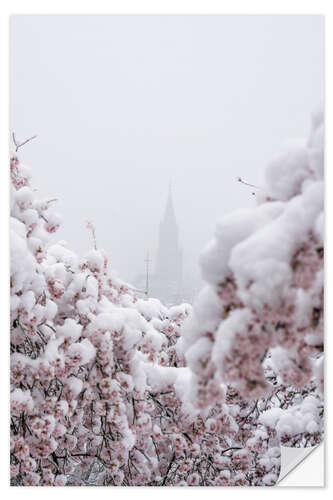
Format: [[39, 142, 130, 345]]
[[11, 15, 323, 295]]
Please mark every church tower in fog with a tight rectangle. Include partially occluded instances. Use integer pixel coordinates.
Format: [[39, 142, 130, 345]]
[[152, 184, 183, 304]]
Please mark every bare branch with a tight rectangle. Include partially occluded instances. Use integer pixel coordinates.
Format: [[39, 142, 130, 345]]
[[12, 132, 37, 152], [12, 132, 18, 148], [237, 176, 260, 193]]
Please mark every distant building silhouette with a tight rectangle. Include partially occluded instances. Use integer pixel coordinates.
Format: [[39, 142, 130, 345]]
[[133, 184, 197, 305], [151, 183, 183, 304]]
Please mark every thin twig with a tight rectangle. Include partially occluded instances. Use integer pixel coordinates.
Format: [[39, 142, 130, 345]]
[[237, 177, 260, 189], [162, 452, 175, 485], [12, 132, 37, 152]]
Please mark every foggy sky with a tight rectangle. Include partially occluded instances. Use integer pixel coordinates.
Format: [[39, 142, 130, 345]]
[[11, 15, 324, 286]]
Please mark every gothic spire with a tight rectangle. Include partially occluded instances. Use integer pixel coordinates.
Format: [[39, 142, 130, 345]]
[[153, 182, 182, 303], [164, 179, 176, 222]]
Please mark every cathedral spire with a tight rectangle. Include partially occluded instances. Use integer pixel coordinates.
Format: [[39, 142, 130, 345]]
[[164, 179, 176, 222], [152, 182, 183, 304]]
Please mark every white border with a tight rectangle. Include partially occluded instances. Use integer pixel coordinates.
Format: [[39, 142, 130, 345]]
[[1, 1, 331, 498]]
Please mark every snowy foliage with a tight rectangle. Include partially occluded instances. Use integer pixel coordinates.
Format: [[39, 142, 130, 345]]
[[10, 113, 323, 487], [181, 111, 324, 446]]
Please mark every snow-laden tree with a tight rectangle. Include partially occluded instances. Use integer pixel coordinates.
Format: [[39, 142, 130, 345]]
[[10, 155, 192, 485], [10, 112, 323, 487], [181, 111, 324, 448]]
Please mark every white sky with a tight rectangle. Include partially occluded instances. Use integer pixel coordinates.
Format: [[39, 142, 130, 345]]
[[11, 15, 324, 284]]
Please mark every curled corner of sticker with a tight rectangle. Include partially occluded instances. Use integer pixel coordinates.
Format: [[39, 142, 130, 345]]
[[277, 442, 324, 487]]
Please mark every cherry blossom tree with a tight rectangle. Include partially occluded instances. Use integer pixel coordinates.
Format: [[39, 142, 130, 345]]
[[10, 157, 192, 486], [181, 110, 324, 449], [10, 112, 323, 487]]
